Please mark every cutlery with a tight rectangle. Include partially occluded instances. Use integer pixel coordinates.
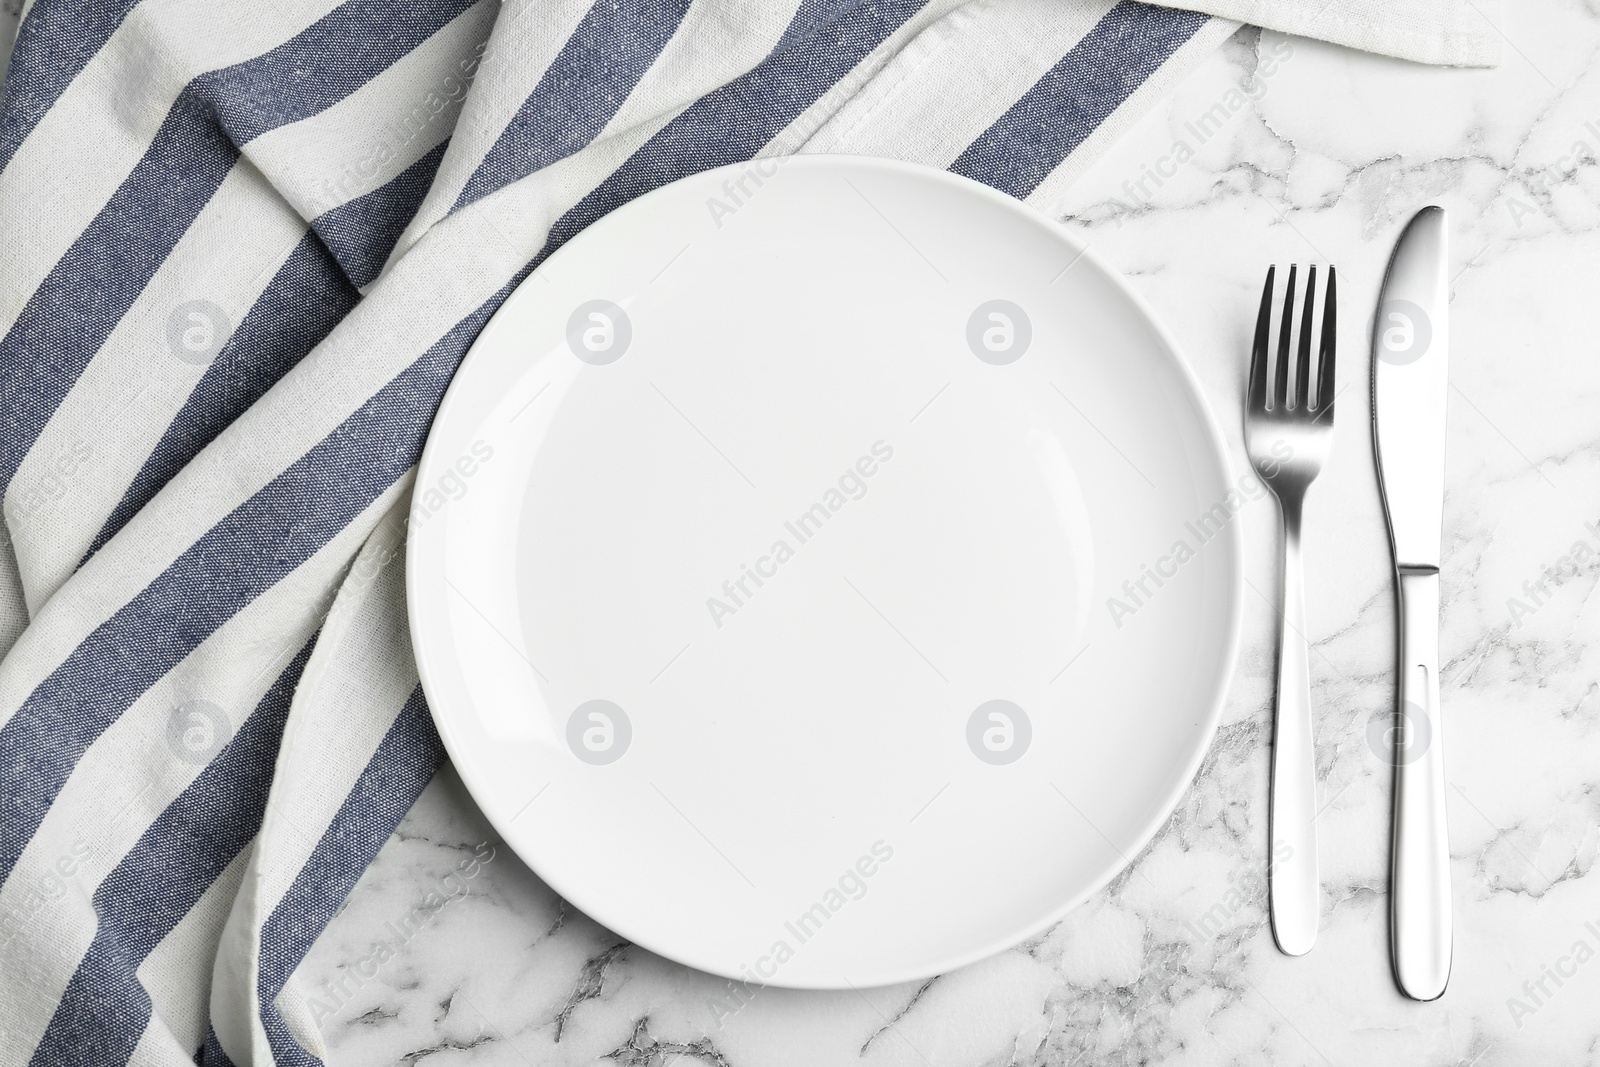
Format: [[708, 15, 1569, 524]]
[[1372, 206, 1452, 1000], [1245, 262, 1337, 957]]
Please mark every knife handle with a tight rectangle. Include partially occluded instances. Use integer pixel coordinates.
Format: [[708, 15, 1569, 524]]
[[1391, 567, 1452, 1000]]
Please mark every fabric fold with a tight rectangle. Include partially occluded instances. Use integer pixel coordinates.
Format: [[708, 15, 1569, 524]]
[[1151, 0, 1501, 67]]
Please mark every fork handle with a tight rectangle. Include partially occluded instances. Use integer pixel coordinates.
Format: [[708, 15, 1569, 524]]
[[1391, 567, 1452, 999], [1269, 497, 1319, 956]]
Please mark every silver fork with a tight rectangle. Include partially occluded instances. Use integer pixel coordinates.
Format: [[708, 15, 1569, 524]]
[[1245, 263, 1336, 957]]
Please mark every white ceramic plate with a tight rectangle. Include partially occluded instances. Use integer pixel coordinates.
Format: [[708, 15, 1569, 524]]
[[409, 156, 1241, 989]]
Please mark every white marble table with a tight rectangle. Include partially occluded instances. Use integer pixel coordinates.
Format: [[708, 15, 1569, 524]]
[[304, 5, 1600, 1063]]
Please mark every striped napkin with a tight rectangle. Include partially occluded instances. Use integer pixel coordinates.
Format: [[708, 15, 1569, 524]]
[[0, 2, 1496, 1063]]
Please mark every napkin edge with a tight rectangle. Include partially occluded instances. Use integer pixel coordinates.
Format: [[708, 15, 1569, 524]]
[[1143, 0, 1504, 68]]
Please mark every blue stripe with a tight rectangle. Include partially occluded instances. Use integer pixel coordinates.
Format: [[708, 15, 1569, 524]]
[[313, 140, 450, 289], [0, 0, 143, 175], [0, 0, 477, 496], [451, 0, 692, 213], [201, 1025, 238, 1067], [501, 0, 927, 252], [948, 1, 1208, 199], [212, 0, 479, 145], [257, 686, 444, 1067], [0, 91, 236, 497], [0, 287, 503, 887], [83, 234, 359, 563], [30, 642, 314, 1067]]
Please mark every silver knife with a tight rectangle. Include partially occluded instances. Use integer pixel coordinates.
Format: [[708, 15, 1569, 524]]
[[1371, 205, 1452, 1001]]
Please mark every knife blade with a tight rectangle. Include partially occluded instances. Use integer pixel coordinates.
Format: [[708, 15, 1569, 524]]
[[1372, 205, 1452, 1001]]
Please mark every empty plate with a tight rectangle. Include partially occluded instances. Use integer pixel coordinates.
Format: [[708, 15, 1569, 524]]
[[408, 156, 1241, 988]]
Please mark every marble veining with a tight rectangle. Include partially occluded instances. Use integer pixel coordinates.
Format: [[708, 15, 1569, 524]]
[[296, 4, 1600, 1063]]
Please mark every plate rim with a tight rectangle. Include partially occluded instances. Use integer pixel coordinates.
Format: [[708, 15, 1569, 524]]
[[407, 153, 1244, 989]]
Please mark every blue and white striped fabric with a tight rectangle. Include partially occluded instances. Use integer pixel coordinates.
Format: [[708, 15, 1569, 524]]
[[0, 2, 1256, 1062]]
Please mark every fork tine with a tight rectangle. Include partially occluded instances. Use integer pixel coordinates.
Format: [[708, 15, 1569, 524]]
[[1274, 264, 1297, 411], [1248, 266, 1274, 412], [1295, 265, 1316, 411], [1316, 266, 1337, 414]]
